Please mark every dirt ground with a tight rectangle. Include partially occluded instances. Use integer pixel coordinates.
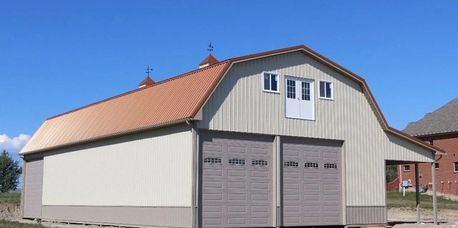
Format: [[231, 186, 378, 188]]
[[389, 208, 458, 228], [2, 204, 458, 228], [0, 203, 21, 221]]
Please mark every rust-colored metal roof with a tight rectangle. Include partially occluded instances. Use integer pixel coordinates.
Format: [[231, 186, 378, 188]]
[[21, 61, 230, 154], [21, 45, 443, 155]]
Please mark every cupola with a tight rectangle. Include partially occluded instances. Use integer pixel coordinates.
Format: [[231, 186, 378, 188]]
[[199, 54, 219, 69], [138, 76, 155, 88]]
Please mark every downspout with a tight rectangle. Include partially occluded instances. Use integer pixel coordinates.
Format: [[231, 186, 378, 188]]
[[399, 164, 403, 192], [430, 139, 438, 224]]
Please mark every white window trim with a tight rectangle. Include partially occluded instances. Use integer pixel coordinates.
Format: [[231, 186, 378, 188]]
[[284, 76, 316, 121], [262, 72, 280, 93], [319, 80, 334, 100], [454, 162, 458, 173]]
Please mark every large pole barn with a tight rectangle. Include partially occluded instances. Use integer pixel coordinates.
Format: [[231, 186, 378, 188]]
[[21, 45, 441, 228]]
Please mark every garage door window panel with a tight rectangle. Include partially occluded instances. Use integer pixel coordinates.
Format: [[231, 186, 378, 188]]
[[228, 159, 245, 165], [305, 162, 319, 168], [204, 157, 222, 164], [284, 161, 299, 167], [252, 160, 268, 166]]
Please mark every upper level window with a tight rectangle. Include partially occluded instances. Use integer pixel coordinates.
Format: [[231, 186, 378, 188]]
[[454, 162, 458, 172], [319, 81, 333, 99], [435, 163, 439, 169], [301, 81, 311, 101], [403, 165, 410, 171], [286, 79, 296, 98], [263, 72, 279, 93]]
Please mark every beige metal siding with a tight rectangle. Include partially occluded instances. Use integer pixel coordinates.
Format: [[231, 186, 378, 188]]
[[42, 124, 193, 207], [41, 206, 192, 228], [197, 52, 434, 206], [23, 158, 43, 219], [346, 206, 386, 225]]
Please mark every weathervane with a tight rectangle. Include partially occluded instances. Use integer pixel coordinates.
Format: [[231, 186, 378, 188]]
[[145, 65, 153, 77], [207, 42, 214, 53]]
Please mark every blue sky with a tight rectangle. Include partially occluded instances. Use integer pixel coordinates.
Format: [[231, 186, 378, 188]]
[[1, 1, 458, 159]]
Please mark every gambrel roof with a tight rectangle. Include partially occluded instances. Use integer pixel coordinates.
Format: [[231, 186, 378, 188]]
[[21, 45, 443, 154], [404, 97, 458, 137]]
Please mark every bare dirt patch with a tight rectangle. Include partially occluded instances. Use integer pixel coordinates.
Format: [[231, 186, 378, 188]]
[[389, 208, 458, 228], [0, 203, 21, 220]]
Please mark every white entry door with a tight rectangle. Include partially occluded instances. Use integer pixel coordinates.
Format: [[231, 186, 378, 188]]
[[285, 77, 315, 120]]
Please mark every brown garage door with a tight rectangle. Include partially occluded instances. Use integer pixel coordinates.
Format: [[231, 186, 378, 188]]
[[200, 131, 274, 228], [281, 137, 342, 226]]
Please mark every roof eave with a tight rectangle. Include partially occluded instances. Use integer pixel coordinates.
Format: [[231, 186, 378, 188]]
[[386, 127, 446, 155], [411, 131, 458, 138], [20, 117, 194, 156]]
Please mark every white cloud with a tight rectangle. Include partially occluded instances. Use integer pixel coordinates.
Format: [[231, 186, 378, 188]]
[[0, 133, 31, 153]]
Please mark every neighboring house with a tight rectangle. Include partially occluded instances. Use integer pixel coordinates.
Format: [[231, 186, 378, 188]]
[[402, 98, 458, 196], [20, 45, 442, 228]]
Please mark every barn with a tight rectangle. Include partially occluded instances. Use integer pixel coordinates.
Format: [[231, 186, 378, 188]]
[[21, 45, 442, 228]]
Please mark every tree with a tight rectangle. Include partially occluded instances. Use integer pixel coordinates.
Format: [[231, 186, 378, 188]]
[[0, 150, 22, 193], [386, 165, 398, 183]]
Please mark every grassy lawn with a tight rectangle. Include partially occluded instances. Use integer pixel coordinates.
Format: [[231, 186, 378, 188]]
[[0, 220, 46, 228], [0, 192, 21, 204], [387, 191, 458, 210]]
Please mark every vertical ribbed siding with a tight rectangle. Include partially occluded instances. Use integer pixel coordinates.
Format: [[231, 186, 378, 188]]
[[42, 124, 193, 207], [23, 158, 44, 219], [197, 52, 434, 207], [346, 206, 387, 225]]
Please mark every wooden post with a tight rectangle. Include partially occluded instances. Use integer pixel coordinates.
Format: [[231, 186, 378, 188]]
[[431, 162, 438, 225], [415, 163, 420, 224]]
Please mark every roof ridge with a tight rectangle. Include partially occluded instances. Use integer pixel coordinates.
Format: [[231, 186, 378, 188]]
[[153, 60, 230, 86], [47, 60, 231, 120], [224, 45, 305, 62], [404, 97, 458, 136], [427, 97, 458, 115], [408, 97, 458, 125]]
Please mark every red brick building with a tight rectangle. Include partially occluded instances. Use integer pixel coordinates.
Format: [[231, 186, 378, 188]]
[[402, 98, 458, 195]]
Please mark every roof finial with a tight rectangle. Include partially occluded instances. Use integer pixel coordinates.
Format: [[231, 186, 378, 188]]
[[207, 42, 214, 53], [145, 65, 153, 77]]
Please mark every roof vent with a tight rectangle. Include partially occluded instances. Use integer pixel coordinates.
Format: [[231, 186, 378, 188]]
[[199, 54, 218, 69], [138, 76, 155, 88]]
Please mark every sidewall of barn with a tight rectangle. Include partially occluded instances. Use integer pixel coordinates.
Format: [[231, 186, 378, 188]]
[[23, 123, 194, 228]]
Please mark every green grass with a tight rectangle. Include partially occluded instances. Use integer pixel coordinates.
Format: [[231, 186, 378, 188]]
[[387, 191, 458, 210], [0, 192, 21, 204], [0, 220, 46, 228]]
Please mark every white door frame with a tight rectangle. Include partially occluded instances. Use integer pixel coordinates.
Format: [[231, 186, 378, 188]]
[[285, 76, 315, 120]]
